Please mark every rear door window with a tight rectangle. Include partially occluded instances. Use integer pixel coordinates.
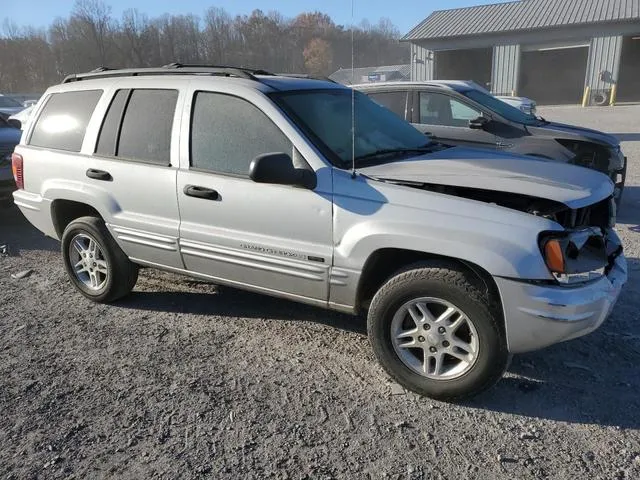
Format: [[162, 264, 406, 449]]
[[95, 89, 178, 165], [29, 90, 103, 152], [368, 91, 408, 119], [95, 89, 130, 156]]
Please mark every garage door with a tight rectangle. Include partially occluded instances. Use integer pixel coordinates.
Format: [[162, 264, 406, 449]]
[[617, 36, 640, 103], [435, 48, 492, 89], [519, 46, 589, 105]]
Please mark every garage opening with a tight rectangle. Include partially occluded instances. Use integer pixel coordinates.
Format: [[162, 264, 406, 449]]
[[434, 48, 492, 89], [616, 35, 640, 103], [519, 45, 589, 105]]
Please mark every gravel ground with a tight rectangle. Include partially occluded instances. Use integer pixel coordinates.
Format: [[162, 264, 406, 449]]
[[1, 105, 640, 479]]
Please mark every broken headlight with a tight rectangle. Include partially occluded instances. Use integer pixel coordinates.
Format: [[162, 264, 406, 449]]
[[539, 228, 607, 284]]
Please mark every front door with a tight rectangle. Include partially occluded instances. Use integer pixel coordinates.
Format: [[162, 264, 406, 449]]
[[413, 90, 497, 150], [177, 89, 333, 304]]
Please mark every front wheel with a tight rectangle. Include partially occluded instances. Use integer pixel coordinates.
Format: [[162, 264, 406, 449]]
[[61, 216, 138, 303], [367, 262, 509, 401]]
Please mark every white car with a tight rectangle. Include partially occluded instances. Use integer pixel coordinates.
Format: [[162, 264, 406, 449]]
[[496, 95, 537, 116]]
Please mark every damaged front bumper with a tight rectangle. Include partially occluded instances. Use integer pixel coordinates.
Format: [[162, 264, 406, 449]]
[[495, 231, 627, 354]]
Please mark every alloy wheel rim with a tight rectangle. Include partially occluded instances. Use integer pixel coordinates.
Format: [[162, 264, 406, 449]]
[[390, 297, 479, 380], [68, 233, 109, 291]]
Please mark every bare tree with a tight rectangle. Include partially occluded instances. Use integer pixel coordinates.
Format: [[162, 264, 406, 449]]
[[69, 0, 114, 67], [0, 4, 408, 93]]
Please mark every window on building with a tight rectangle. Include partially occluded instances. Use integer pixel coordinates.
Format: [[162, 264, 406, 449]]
[[30, 90, 103, 152], [191, 92, 292, 175]]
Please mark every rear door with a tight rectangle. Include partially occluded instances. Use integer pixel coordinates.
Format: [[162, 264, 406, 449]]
[[176, 86, 333, 304], [412, 90, 497, 149], [89, 84, 184, 268]]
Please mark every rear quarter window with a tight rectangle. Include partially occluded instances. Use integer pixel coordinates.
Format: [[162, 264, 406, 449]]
[[29, 90, 103, 152]]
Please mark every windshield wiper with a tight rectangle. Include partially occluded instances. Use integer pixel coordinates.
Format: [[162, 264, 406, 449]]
[[354, 145, 434, 163]]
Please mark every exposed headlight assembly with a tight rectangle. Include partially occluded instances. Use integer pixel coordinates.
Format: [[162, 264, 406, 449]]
[[540, 227, 608, 284], [609, 146, 625, 171]]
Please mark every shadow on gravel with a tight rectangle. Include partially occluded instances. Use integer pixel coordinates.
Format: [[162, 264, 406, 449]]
[[0, 203, 57, 254], [467, 258, 640, 430], [618, 186, 640, 226], [120, 287, 367, 335]]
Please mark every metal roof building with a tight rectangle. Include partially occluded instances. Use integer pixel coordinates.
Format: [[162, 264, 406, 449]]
[[403, 0, 640, 105]]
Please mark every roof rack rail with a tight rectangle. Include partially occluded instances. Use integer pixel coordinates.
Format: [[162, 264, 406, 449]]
[[275, 73, 338, 84], [161, 62, 275, 76], [62, 64, 275, 84]]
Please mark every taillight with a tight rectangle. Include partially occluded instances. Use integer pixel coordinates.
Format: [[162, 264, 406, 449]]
[[11, 153, 24, 190]]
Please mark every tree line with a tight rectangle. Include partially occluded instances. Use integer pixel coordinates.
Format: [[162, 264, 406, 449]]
[[0, 0, 409, 93]]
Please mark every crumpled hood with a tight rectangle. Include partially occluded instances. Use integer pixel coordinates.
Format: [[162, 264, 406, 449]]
[[529, 121, 619, 147], [359, 147, 613, 209]]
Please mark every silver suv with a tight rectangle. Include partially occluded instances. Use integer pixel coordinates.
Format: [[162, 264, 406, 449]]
[[12, 65, 627, 400]]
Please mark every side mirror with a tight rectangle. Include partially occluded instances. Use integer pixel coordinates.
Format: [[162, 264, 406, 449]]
[[249, 153, 317, 190], [8, 119, 21, 130], [468, 116, 488, 130]]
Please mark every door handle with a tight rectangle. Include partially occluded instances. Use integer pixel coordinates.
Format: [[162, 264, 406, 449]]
[[86, 168, 112, 181], [183, 185, 220, 201], [496, 142, 514, 149]]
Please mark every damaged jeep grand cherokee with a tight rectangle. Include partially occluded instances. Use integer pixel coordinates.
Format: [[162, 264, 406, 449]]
[[12, 68, 627, 400]]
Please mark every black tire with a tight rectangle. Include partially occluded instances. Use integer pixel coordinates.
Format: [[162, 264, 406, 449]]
[[367, 261, 509, 401], [61, 216, 138, 303]]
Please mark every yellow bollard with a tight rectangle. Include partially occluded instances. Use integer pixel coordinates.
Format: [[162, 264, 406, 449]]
[[610, 83, 617, 106], [582, 86, 591, 107]]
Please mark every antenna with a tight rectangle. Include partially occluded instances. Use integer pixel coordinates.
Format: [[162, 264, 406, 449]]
[[350, 0, 356, 179]]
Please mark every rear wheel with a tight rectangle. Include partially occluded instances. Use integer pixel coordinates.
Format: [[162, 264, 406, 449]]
[[61, 216, 138, 302], [367, 262, 509, 401]]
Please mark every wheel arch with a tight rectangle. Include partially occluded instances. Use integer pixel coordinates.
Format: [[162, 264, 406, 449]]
[[51, 199, 103, 239], [355, 248, 504, 330]]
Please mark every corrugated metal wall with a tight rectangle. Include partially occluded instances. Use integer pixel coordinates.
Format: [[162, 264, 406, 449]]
[[411, 44, 434, 81], [585, 35, 623, 99], [491, 44, 520, 95]]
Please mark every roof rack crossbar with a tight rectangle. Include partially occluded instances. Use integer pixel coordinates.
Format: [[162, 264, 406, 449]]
[[62, 64, 272, 83]]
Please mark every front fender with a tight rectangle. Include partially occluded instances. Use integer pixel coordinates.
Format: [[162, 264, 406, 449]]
[[335, 216, 553, 280]]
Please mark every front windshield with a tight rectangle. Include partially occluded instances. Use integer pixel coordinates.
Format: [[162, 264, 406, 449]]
[[272, 89, 432, 167], [0, 96, 23, 108], [462, 89, 539, 125]]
